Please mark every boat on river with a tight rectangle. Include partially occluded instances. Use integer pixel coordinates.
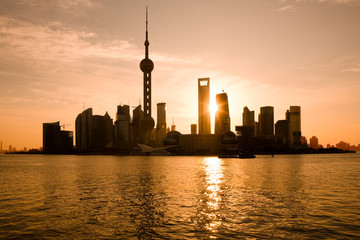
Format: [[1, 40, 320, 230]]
[[218, 152, 256, 159]]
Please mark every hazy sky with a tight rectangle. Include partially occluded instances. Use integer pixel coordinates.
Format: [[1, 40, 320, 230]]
[[1, 0, 360, 149]]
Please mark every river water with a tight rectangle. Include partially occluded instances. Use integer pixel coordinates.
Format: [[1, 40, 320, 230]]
[[0, 153, 359, 239]]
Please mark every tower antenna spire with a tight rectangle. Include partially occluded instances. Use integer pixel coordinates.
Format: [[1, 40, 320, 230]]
[[145, 6, 149, 59], [146, 6, 148, 35]]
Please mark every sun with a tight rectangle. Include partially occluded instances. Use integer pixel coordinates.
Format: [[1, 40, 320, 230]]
[[210, 101, 218, 117]]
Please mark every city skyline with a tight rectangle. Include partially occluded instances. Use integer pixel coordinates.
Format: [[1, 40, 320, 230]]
[[1, 0, 360, 149]]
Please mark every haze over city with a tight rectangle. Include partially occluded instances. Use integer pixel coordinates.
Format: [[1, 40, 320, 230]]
[[0, 0, 360, 150]]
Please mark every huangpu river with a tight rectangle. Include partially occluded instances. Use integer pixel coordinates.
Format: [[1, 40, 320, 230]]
[[0, 153, 359, 239]]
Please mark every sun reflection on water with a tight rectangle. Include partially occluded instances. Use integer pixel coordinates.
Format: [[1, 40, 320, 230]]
[[202, 157, 224, 234]]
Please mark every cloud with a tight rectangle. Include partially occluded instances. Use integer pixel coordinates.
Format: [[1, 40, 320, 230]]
[[277, 0, 359, 11], [0, 16, 140, 64], [0, 0, 98, 18], [342, 64, 360, 72], [279, 0, 360, 4], [0, 15, 203, 74], [317, 0, 360, 3], [277, 5, 300, 11]]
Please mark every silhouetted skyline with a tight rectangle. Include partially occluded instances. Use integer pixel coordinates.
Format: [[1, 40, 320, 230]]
[[0, 0, 360, 149]]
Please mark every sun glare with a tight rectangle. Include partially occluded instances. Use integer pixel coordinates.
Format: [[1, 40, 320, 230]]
[[210, 102, 218, 117]]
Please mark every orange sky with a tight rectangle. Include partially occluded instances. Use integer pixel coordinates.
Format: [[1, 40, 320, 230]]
[[0, 0, 360, 150]]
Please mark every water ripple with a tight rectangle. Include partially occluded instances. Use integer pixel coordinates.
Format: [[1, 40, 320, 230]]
[[0, 154, 359, 239]]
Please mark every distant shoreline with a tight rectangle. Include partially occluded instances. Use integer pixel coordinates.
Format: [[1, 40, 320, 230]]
[[4, 148, 357, 156]]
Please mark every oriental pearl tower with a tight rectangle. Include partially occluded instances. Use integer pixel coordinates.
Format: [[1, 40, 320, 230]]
[[139, 7, 155, 143]]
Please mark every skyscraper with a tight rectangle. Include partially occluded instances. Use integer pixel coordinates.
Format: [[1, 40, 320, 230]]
[[286, 106, 301, 145], [132, 105, 143, 143], [92, 112, 113, 149], [242, 106, 255, 146], [198, 78, 210, 134], [156, 102, 166, 130], [259, 106, 274, 137], [114, 105, 130, 149], [243, 106, 255, 128], [43, 121, 60, 153], [43, 121, 73, 154], [215, 92, 230, 134], [76, 108, 93, 151], [275, 119, 290, 147], [155, 102, 167, 146], [139, 7, 155, 143]]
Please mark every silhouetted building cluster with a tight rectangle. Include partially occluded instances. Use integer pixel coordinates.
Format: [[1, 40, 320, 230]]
[[232, 105, 304, 153], [75, 109, 113, 152], [335, 141, 360, 151], [160, 76, 306, 155], [162, 77, 237, 155], [73, 103, 166, 153], [42, 9, 340, 156]]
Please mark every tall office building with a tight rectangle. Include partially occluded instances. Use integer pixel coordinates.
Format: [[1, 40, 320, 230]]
[[117, 104, 130, 122], [243, 106, 255, 127], [215, 92, 230, 134], [155, 102, 167, 146], [259, 106, 274, 137], [76, 108, 93, 151], [92, 112, 113, 149], [243, 106, 255, 138], [43, 121, 73, 154], [131, 105, 143, 143], [286, 106, 301, 145], [139, 7, 155, 142], [275, 120, 290, 147], [114, 105, 130, 149], [198, 78, 211, 134], [156, 103, 166, 130]]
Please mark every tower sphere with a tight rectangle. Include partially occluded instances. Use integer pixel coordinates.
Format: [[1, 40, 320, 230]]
[[140, 115, 155, 131], [140, 58, 154, 72]]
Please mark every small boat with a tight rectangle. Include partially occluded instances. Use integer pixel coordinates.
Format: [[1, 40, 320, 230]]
[[218, 152, 256, 159], [218, 154, 238, 158]]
